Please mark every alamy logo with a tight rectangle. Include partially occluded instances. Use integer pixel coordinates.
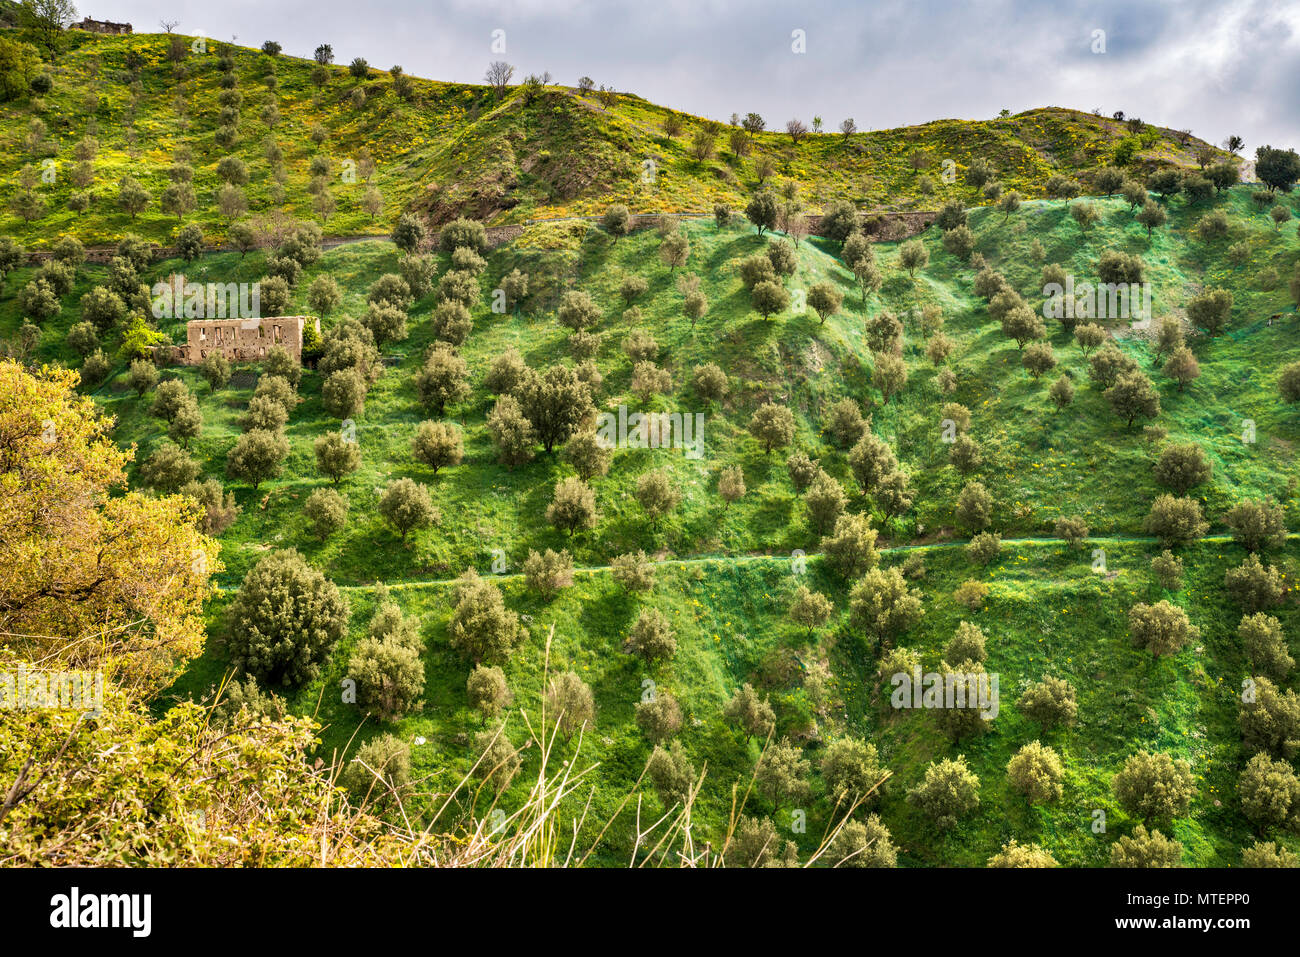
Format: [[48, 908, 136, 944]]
[[596, 405, 705, 459], [151, 275, 261, 320], [890, 666, 1000, 719], [50, 887, 151, 937], [0, 666, 103, 713], [1043, 277, 1152, 322]]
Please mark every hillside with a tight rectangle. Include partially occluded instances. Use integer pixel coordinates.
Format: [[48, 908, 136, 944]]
[[5, 9, 1300, 872], [5, 154, 1299, 865], [0, 30, 1231, 248]]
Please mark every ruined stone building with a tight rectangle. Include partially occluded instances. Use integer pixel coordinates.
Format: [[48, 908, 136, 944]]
[[68, 17, 133, 34], [177, 317, 318, 365]]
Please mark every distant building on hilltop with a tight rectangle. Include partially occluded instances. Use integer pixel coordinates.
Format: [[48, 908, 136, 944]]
[[68, 17, 133, 35], [172, 317, 319, 365]]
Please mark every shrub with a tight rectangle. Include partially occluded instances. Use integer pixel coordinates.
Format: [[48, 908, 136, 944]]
[[1151, 550, 1184, 590], [545, 671, 595, 740], [522, 548, 574, 599], [139, 440, 200, 492], [466, 665, 511, 722], [953, 579, 988, 610], [636, 469, 681, 524], [448, 571, 523, 664], [378, 478, 437, 540], [1240, 676, 1300, 759], [1153, 443, 1212, 494], [611, 551, 655, 593], [1224, 554, 1284, 612], [849, 566, 924, 646], [820, 737, 886, 809], [74, 347, 108, 385], [955, 481, 994, 531], [547, 476, 598, 533], [412, 420, 463, 474], [1143, 495, 1207, 546], [825, 398, 869, 447], [1281, 361, 1300, 402], [181, 479, 241, 536], [727, 815, 779, 867], [1105, 371, 1160, 428], [127, 358, 159, 396], [1017, 676, 1077, 730], [225, 429, 289, 491], [471, 728, 520, 793], [227, 550, 350, 687], [415, 343, 470, 416], [241, 394, 289, 433], [194, 354, 231, 396], [1054, 515, 1089, 547], [65, 321, 99, 357], [717, 465, 746, 506], [349, 629, 424, 722], [807, 494, 871, 561], [755, 737, 812, 807], [786, 452, 821, 491], [307, 275, 342, 316], [1186, 287, 1233, 336], [1238, 753, 1300, 831], [1109, 825, 1181, 868], [1129, 600, 1199, 658], [322, 368, 367, 419], [485, 348, 528, 395], [723, 683, 775, 742], [438, 217, 487, 254], [788, 585, 833, 636], [750, 280, 789, 319], [945, 621, 987, 663], [314, 431, 360, 485], [624, 607, 677, 664], [848, 433, 898, 492], [966, 532, 1001, 566], [646, 742, 696, 808], [561, 431, 611, 481], [341, 734, 410, 804], [691, 362, 728, 402], [304, 488, 348, 539], [988, 840, 1058, 868], [1242, 841, 1299, 868], [1113, 751, 1195, 824], [1224, 498, 1287, 551], [907, 756, 979, 829], [1239, 613, 1294, 681], [635, 692, 683, 744], [391, 213, 426, 254], [1006, 741, 1064, 803], [486, 395, 536, 468]]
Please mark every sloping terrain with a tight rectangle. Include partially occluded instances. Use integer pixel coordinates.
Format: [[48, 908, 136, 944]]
[[0, 30, 1229, 247], [4, 167, 1297, 864]]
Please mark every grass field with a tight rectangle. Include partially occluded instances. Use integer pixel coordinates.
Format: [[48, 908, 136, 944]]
[[0, 31, 1229, 247], [5, 166, 1296, 864]]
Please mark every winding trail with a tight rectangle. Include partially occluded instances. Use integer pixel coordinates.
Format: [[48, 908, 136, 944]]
[[211, 532, 1274, 593]]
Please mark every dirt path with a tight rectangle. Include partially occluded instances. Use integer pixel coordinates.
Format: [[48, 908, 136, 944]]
[[212, 532, 1266, 592]]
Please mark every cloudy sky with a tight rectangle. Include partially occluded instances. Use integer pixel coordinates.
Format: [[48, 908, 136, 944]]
[[103, 0, 1300, 149]]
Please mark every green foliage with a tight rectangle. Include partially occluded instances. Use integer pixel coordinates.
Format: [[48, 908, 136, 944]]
[[907, 756, 980, 829], [1113, 751, 1196, 824], [227, 549, 350, 688]]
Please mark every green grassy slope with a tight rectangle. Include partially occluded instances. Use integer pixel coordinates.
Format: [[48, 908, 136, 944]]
[[6, 174, 1295, 864], [7, 187, 1296, 588], [164, 537, 1281, 867], [0, 30, 1230, 247]]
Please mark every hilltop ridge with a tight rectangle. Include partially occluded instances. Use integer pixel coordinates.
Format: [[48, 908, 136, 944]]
[[0, 30, 1233, 247]]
